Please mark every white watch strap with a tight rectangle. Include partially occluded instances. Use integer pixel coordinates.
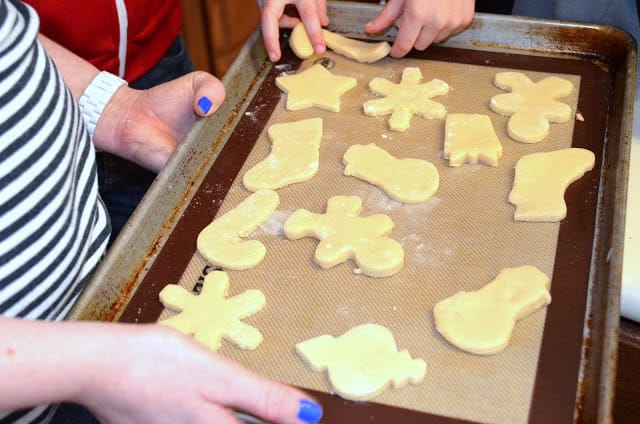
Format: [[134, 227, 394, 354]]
[[78, 71, 128, 136]]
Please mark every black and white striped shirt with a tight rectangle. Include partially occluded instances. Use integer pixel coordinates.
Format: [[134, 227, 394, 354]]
[[0, 0, 110, 422]]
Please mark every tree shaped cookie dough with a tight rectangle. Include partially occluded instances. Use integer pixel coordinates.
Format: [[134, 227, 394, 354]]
[[509, 148, 595, 222], [433, 265, 551, 355], [197, 189, 279, 270], [276, 64, 357, 112], [489, 71, 574, 143], [343, 143, 439, 203], [444, 113, 503, 166], [243, 118, 323, 191], [289, 22, 391, 63], [363, 67, 450, 132], [295, 323, 427, 401], [284, 195, 404, 277], [159, 271, 266, 351]]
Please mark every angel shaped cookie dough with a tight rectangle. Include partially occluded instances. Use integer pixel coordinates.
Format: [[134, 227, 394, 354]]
[[489, 71, 574, 143], [363, 67, 449, 132], [295, 324, 427, 401], [159, 271, 266, 351], [434, 265, 551, 355], [284, 195, 404, 277]]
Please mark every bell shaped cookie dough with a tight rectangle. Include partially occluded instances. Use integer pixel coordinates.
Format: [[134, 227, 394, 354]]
[[489, 71, 574, 143], [444, 113, 503, 166], [284, 195, 404, 277], [363, 67, 450, 132], [243, 118, 323, 191], [197, 189, 279, 270], [289, 22, 391, 63], [159, 271, 266, 351], [343, 143, 439, 203], [276, 64, 357, 112], [434, 265, 551, 355], [295, 323, 427, 401], [509, 148, 595, 222]]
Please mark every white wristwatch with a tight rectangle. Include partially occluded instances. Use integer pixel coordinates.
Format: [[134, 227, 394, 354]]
[[78, 71, 128, 136]]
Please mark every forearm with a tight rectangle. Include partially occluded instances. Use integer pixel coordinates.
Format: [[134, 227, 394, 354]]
[[0, 317, 120, 409]]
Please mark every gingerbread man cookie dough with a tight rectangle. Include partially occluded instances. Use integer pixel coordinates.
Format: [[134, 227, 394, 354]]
[[489, 71, 574, 143], [159, 271, 266, 351], [363, 67, 450, 132], [284, 195, 404, 277], [296, 323, 427, 401]]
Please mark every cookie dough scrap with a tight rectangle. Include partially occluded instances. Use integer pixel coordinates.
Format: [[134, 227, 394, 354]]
[[295, 323, 427, 401], [343, 143, 439, 203], [159, 271, 266, 351], [243, 118, 323, 191], [444, 113, 502, 166], [489, 71, 574, 143], [509, 148, 595, 222], [363, 67, 450, 132], [284, 195, 404, 277], [289, 22, 391, 63], [276, 64, 357, 112], [197, 189, 279, 270], [434, 265, 551, 355]]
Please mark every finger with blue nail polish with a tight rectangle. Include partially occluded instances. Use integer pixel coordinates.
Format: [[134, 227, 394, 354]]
[[197, 96, 213, 115], [298, 399, 323, 424]]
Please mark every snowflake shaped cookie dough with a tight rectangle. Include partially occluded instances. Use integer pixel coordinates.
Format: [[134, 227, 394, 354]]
[[276, 64, 357, 112], [489, 71, 574, 143], [159, 271, 266, 351], [284, 195, 404, 277], [363, 67, 450, 132], [295, 323, 427, 401]]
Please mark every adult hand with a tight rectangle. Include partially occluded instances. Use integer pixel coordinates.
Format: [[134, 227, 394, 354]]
[[365, 0, 475, 58], [79, 324, 323, 424], [257, 0, 329, 62], [94, 71, 226, 172]]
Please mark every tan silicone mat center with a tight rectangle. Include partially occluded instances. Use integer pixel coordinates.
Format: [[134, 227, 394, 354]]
[[159, 52, 580, 423]]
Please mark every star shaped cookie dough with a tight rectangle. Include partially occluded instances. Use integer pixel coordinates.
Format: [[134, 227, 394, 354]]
[[276, 64, 357, 112], [489, 71, 574, 143], [363, 67, 450, 132], [296, 323, 427, 401], [159, 271, 266, 351]]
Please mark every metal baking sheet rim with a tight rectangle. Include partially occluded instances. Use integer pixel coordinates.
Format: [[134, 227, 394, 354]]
[[69, 4, 636, 423]]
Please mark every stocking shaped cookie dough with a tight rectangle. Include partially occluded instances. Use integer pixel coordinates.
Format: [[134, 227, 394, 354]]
[[343, 143, 439, 203], [197, 189, 279, 270], [489, 71, 574, 143], [284, 195, 404, 277], [276, 64, 357, 112], [159, 271, 266, 351], [295, 323, 427, 401], [434, 265, 551, 355], [509, 148, 595, 222], [363, 67, 449, 132], [243, 118, 323, 191]]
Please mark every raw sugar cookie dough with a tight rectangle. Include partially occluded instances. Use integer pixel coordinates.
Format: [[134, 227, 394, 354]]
[[243, 118, 323, 191], [284, 195, 404, 277], [343, 143, 439, 203], [276, 63, 357, 112], [197, 189, 279, 270], [444, 113, 502, 166], [509, 148, 595, 222], [434, 265, 551, 355], [289, 22, 391, 63], [363, 67, 450, 132], [295, 323, 427, 401], [489, 71, 574, 143], [159, 271, 266, 351]]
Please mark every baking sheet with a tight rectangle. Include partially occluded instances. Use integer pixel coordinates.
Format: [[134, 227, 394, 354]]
[[69, 3, 635, 423]]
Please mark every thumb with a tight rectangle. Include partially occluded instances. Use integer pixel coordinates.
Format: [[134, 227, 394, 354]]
[[191, 71, 226, 117], [365, 0, 403, 34]]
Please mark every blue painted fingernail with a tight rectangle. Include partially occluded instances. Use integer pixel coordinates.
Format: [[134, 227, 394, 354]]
[[197, 96, 212, 114], [297, 399, 322, 423]]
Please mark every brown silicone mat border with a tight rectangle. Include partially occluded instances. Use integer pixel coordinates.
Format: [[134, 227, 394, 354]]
[[119, 45, 610, 423]]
